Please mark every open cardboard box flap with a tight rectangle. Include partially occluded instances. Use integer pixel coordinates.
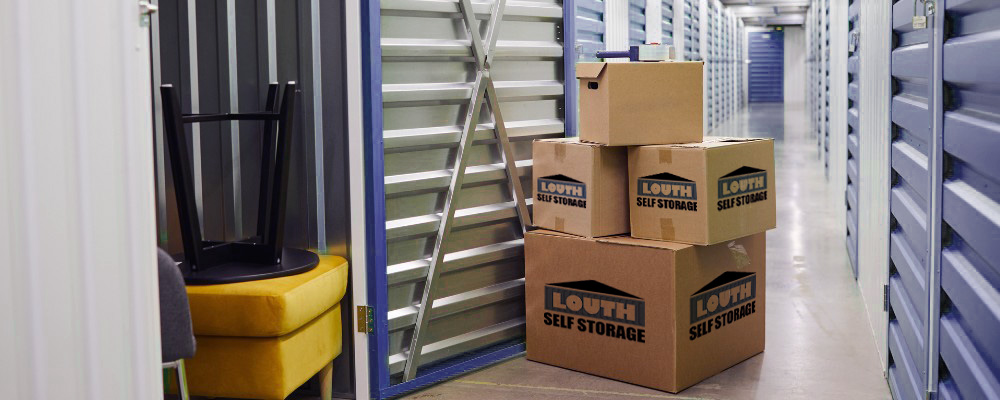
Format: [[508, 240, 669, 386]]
[[576, 62, 608, 79], [596, 235, 692, 251], [657, 136, 768, 149]]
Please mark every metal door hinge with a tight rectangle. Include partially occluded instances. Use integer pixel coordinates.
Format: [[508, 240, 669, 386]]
[[356, 305, 374, 333], [883, 285, 890, 312]]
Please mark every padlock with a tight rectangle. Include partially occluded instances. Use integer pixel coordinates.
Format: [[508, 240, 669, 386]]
[[912, 0, 929, 29]]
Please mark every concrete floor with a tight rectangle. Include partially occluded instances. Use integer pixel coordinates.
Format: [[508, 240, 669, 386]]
[[405, 103, 892, 400]]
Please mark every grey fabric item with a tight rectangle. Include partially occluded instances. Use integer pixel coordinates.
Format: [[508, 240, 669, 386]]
[[158, 249, 196, 362]]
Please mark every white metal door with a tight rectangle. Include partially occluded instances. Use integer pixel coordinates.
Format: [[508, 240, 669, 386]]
[[0, 1, 162, 399]]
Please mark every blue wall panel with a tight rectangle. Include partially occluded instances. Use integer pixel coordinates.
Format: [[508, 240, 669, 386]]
[[748, 30, 783, 103]]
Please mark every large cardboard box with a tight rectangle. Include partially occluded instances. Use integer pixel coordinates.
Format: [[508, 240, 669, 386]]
[[526, 230, 766, 393], [629, 137, 776, 245], [532, 138, 629, 237], [576, 61, 703, 146]]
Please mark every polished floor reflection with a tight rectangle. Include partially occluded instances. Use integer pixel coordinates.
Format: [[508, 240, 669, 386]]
[[405, 103, 891, 400]]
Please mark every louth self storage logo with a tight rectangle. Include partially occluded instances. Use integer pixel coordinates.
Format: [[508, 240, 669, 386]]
[[636, 172, 698, 211], [689, 272, 757, 340], [717, 166, 767, 210], [537, 174, 587, 208], [543, 280, 647, 343]]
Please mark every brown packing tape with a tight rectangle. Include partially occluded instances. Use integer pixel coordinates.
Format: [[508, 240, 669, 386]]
[[555, 144, 566, 161], [658, 149, 671, 164], [659, 218, 674, 240], [555, 217, 565, 232]]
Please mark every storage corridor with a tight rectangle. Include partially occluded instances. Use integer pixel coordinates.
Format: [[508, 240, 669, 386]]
[[407, 103, 891, 399]]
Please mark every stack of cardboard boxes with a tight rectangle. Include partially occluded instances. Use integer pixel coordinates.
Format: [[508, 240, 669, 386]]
[[526, 60, 776, 392]]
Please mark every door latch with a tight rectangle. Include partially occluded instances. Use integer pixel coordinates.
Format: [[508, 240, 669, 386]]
[[912, 0, 935, 30], [139, 0, 158, 27]]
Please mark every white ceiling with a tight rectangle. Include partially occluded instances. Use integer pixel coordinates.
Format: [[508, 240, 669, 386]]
[[720, 0, 809, 26]]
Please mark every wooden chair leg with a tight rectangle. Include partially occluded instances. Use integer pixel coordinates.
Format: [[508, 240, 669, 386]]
[[176, 360, 190, 400], [319, 362, 333, 400]]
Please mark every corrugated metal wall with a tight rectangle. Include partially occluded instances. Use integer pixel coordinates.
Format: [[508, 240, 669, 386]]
[[858, 0, 891, 380], [373, 0, 566, 387], [150, 0, 356, 394], [152, 0, 350, 258], [0, 1, 162, 397]]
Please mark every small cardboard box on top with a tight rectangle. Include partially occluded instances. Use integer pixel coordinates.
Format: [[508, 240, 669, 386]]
[[532, 138, 629, 238], [576, 61, 703, 146], [629, 137, 776, 245], [526, 229, 766, 393]]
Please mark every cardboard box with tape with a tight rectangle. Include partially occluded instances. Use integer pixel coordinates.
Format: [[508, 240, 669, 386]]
[[525, 229, 766, 393], [576, 61, 704, 146], [629, 137, 776, 245], [532, 138, 629, 238]]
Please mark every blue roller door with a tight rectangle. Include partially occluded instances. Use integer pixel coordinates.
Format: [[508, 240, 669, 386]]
[[629, 0, 645, 46], [888, 1, 931, 398], [684, 0, 700, 61], [577, 0, 606, 61], [846, 0, 860, 276], [662, 0, 673, 46], [937, 1, 1000, 398], [748, 30, 783, 103]]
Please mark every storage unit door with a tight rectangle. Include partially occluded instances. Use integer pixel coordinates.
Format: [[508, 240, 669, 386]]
[[705, 0, 716, 129], [662, 0, 674, 46], [629, 0, 646, 46], [887, 1, 931, 398], [748, 31, 783, 103], [823, 0, 831, 175], [845, 0, 860, 277], [577, 0, 606, 61], [684, 0, 700, 61], [367, 0, 569, 396], [937, 1, 1000, 398]]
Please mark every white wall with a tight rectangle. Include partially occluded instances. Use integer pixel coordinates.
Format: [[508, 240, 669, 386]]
[[783, 26, 807, 104], [0, 1, 162, 399]]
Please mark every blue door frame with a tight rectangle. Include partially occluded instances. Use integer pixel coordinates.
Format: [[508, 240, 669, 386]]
[[360, 1, 576, 398]]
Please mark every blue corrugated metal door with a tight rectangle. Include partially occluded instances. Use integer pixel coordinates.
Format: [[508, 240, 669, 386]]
[[748, 30, 783, 103], [661, 0, 673, 46], [629, 0, 645, 46], [888, 1, 930, 398], [937, 1, 1000, 398], [846, 0, 860, 277], [577, 0, 605, 61], [684, 0, 700, 61]]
